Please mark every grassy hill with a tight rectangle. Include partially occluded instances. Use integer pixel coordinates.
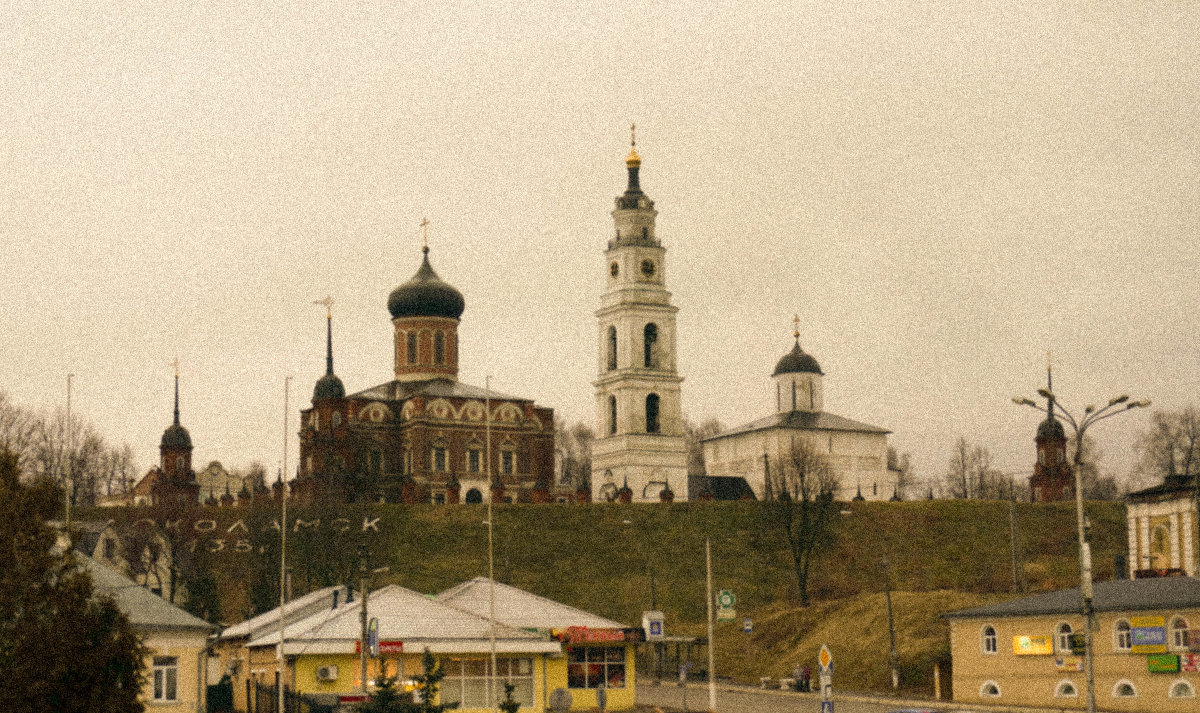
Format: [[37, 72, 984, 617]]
[[77, 498, 1125, 695]]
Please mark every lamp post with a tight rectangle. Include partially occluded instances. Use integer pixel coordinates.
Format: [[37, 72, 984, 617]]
[[1013, 389, 1149, 713]]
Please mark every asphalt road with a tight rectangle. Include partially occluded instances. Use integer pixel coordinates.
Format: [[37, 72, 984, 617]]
[[637, 681, 946, 713]]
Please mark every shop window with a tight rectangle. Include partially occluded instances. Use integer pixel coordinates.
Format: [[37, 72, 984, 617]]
[[1112, 680, 1137, 697], [1055, 622, 1074, 653], [980, 681, 1000, 698], [1169, 680, 1196, 698], [1113, 619, 1132, 652], [567, 646, 626, 689], [153, 656, 178, 701], [440, 657, 533, 709], [1055, 680, 1078, 698], [981, 625, 997, 654]]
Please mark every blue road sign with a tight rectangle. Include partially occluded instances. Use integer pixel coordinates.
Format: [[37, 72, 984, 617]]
[[822, 700, 834, 713]]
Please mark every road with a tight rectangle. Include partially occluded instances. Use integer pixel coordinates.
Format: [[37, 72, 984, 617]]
[[637, 681, 946, 713]]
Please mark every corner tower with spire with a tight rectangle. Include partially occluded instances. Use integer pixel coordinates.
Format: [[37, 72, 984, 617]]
[[151, 363, 200, 505], [591, 127, 689, 502], [1028, 363, 1073, 502]]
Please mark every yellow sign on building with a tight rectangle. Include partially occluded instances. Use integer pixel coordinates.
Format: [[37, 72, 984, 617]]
[[1013, 635, 1053, 655]]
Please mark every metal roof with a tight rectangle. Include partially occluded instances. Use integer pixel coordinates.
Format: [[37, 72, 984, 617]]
[[943, 577, 1200, 619], [703, 409, 890, 442], [436, 577, 626, 631], [219, 584, 350, 640], [81, 554, 214, 632], [349, 378, 523, 403], [248, 584, 553, 653]]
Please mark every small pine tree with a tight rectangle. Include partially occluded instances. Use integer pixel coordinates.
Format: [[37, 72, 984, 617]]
[[499, 682, 520, 713], [356, 675, 416, 713], [411, 648, 457, 712], [356, 649, 457, 713]]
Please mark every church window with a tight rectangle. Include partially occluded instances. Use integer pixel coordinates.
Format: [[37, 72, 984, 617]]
[[312, 411, 320, 430], [981, 625, 997, 654], [176, 456, 184, 471], [610, 262, 619, 277], [434, 331, 445, 364], [776, 383, 781, 411], [1055, 623, 1073, 653], [1170, 616, 1189, 650], [468, 448, 482, 473], [642, 226, 648, 240], [1038, 450, 1045, 465], [643, 323, 658, 368], [332, 412, 341, 427], [369, 451, 383, 476], [407, 332, 417, 364], [609, 396, 617, 435], [432, 447, 448, 472], [607, 327, 617, 371], [645, 393, 660, 434], [791, 380, 797, 410], [1113, 620, 1132, 651], [640, 259, 654, 277], [501, 450, 515, 475]]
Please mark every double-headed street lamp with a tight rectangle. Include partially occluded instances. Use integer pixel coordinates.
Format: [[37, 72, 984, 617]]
[[1012, 389, 1149, 713]]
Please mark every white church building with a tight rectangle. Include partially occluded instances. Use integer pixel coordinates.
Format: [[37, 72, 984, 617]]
[[701, 327, 894, 502]]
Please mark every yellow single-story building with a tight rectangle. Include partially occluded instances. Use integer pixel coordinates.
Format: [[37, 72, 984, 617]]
[[944, 576, 1200, 711], [437, 577, 639, 710], [83, 554, 216, 712]]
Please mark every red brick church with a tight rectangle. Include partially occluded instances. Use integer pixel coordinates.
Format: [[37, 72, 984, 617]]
[[293, 243, 559, 504]]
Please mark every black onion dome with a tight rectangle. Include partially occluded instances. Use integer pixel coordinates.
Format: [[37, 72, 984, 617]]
[[773, 340, 823, 376], [161, 423, 192, 450], [387, 248, 465, 320], [1037, 415, 1066, 440], [313, 373, 345, 400]]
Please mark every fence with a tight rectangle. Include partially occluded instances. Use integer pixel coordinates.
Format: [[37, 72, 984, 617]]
[[247, 680, 336, 713]]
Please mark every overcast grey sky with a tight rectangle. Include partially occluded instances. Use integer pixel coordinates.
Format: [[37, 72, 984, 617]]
[[3, 2, 1197, 491]]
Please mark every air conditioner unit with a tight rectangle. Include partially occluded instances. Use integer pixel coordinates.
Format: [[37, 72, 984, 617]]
[[316, 665, 339, 682]]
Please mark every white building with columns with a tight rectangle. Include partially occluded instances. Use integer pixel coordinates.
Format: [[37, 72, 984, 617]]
[[590, 135, 689, 502], [701, 327, 893, 502], [1126, 474, 1199, 577]]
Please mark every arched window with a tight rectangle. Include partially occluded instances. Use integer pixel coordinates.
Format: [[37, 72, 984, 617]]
[[643, 323, 658, 368], [645, 393, 660, 433], [332, 411, 341, 428], [1170, 616, 1189, 650], [1055, 622, 1074, 653], [1055, 680, 1078, 698], [1169, 680, 1196, 699], [980, 681, 1000, 698], [609, 396, 617, 435], [1112, 680, 1136, 698], [1113, 619, 1132, 652], [176, 456, 184, 471], [607, 326, 617, 370], [981, 625, 998, 654], [434, 331, 444, 364], [407, 332, 417, 364]]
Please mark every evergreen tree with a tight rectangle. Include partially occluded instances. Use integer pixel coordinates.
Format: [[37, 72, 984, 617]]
[[0, 447, 147, 713]]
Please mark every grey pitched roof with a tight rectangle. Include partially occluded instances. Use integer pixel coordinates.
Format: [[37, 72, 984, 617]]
[[1126, 474, 1199, 501], [943, 577, 1200, 619], [80, 554, 214, 632], [703, 409, 890, 442], [436, 577, 626, 630], [248, 584, 554, 652], [219, 584, 350, 640], [349, 378, 523, 403]]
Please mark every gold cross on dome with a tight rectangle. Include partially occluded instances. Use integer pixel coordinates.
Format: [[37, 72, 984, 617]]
[[313, 295, 333, 318], [420, 217, 430, 249], [793, 314, 801, 339]]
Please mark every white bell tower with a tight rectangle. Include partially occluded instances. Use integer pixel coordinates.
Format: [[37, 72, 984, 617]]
[[591, 128, 689, 502]]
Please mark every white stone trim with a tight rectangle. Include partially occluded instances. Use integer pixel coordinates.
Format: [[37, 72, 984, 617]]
[[1054, 679, 1079, 698], [979, 680, 1001, 698], [1127, 513, 1139, 577], [1183, 508, 1196, 576], [1140, 516, 1151, 569], [1171, 513, 1182, 569], [1111, 679, 1137, 698], [1168, 679, 1196, 699]]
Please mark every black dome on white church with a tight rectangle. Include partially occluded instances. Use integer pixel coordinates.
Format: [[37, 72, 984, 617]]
[[387, 247, 465, 320], [772, 339, 823, 376]]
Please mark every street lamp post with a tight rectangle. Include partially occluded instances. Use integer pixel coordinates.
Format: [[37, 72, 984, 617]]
[[1013, 389, 1149, 713]]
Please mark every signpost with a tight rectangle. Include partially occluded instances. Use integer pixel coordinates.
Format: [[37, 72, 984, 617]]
[[818, 644, 833, 713], [717, 589, 736, 622], [743, 618, 752, 634]]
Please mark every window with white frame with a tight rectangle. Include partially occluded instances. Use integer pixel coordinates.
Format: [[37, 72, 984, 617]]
[[981, 625, 997, 654], [153, 656, 178, 701], [1112, 680, 1137, 698], [1056, 622, 1074, 653], [1170, 616, 1189, 650], [567, 646, 626, 689], [1113, 619, 1132, 652], [980, 681, 1000, 698], [1169, 680, 1195, 699], [440, 657, 533, 709], [1055, 680, 1078, 698]]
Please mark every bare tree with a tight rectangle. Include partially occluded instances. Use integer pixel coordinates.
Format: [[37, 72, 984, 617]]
[[764, 437, 840, 606], [0, 391, 37, 473], [1135, 407, 1200, 486], [886, 446, 913, 500], [555, 420, 595, 488], [683, 417, 724, 476], [945, 437, 1006, 499]]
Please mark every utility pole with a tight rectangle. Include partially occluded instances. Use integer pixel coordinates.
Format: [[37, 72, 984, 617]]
[[705, 537, 716, 713], [359, 544, 370, 695], [64, 373, 74, 529], [884, 554, 899, 689], [1009, 477, 1020, 593], [278, 375, 291, 713]]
